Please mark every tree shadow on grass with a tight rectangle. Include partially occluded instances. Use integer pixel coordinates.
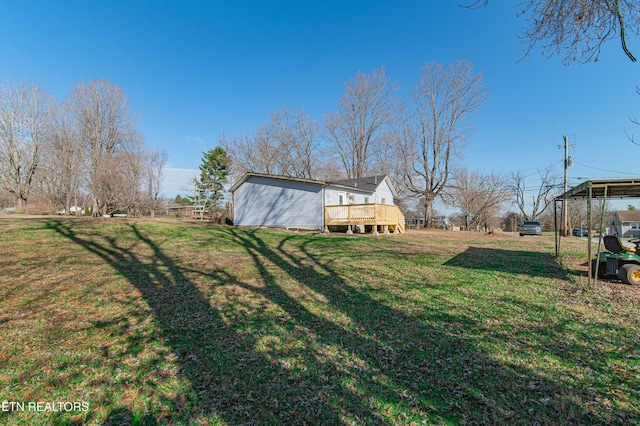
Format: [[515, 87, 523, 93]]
[[215, 228, 628, 424], [45, 220, 633, 424], [45, 220, 364, 424], [443, 247, 569, 279]]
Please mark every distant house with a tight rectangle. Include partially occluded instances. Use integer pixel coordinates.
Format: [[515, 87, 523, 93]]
[[229, 173, 404, 233], [610, 210, 640, 237], [405, 217, 427, 229]]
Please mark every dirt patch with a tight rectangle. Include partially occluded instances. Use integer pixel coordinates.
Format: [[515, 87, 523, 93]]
[[561, 256, 640, 304]]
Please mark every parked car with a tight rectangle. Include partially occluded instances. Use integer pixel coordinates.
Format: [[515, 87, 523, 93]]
[[519, 220, 542, 236], [572, 228, 589, 237]]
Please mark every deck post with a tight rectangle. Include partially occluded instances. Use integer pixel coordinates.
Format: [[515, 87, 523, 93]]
[[371, 225, 379, 236], [383, 225, 390, 234], [346, 225, 353, 235], [323, 226, 330, 233]]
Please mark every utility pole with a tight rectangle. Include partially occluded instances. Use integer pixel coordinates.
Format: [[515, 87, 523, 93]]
[[563, 135, 569, 237], [561, 135, 575, 237]]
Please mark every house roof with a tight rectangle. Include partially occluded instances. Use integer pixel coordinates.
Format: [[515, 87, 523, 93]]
[[330, 175, 388, 191], [328, 174, 398, 198], [229, 172, 323, 192], [615, 210, 640, 222], [229, 172, 397, 197]]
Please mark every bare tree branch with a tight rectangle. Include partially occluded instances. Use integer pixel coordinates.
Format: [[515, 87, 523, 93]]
[[464, 0, 640, 63], [444, 168, 510, 230], [324, 67, 398, 179], [509, 166, 561, 220]]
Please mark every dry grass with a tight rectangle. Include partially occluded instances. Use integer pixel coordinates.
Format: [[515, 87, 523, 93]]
[[0, 218, 638, 425]]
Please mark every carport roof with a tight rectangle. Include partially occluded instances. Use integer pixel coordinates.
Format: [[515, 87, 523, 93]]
[[558, 178, 640, 199]]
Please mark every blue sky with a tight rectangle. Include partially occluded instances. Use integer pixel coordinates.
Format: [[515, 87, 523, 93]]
[[2, 1, 639, 207]]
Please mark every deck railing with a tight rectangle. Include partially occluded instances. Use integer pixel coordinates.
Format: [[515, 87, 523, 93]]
[[325, 203, 405, 233]]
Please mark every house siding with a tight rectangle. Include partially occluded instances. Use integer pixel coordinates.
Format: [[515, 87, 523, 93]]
[[610, 211, 640, 238], [324, 187, 374, 206], [233, 176, 323, 229], [323, 179, 395, 206], [373, 179, 394, 204]]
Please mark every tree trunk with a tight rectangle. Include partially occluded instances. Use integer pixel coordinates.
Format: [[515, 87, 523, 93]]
[[65, 191, 72, 216], [15, 196, 26, 213], [423, 196, 434, 228]]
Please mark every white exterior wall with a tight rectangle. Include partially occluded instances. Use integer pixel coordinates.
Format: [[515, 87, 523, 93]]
[[324, 187, 375, 206], [233, 176, 323, 229], [623, 223, 640, 238], [373, 179, 395, 205]]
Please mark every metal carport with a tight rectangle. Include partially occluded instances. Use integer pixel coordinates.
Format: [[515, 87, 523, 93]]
[[555, 178, 640, 284]]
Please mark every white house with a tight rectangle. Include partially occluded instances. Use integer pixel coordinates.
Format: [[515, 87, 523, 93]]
[[610, 210, 640, 237], [229, 173, 404, 233]]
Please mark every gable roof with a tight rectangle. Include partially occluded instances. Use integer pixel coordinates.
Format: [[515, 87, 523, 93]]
[[328, 174, 398, 198], [615, 210, 640, 222], [229, 172, 397, 197], [329, 175, 388, 192]]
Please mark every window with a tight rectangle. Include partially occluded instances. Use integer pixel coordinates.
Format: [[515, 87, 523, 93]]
[[339, 193, 345, 205], [364, 197, 370, 204], [631, 223, 640, 230], [348, 195, 355, 204], [381, 197, 386, 204]]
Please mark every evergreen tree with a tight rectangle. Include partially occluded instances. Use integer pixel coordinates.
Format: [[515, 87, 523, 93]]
[[198, 146, 230, 210]]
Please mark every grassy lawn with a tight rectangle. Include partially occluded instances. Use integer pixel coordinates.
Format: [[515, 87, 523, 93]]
[[0, 218, 638, 425]]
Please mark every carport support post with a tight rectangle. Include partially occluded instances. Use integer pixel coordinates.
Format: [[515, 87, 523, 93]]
[[593, 186, 608, 285], [588, 185, 592, 284], [554, 198, 560, 257]]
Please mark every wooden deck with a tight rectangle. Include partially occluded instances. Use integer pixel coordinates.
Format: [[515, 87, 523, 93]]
[[324, 204, 405, 234]]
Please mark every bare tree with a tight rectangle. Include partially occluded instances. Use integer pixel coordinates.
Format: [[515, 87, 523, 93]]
[[444, 168, 511, 230], [0, 82, 52, 211], [324, 67, 398, 179], [399, 61, 486, 226], [69, 79, 138, 216], [222, 107, 325, 181], [625, 87, 640, 145], [509, 166, 561, 220], [314, 155, 346, 181], [269, 107, 320, 179], [117, 134, 147, 217], [40, 102, 84, 215], [144, 148, 167, 217], [464, 0, 640, 62], [220, 127, 280, 182]]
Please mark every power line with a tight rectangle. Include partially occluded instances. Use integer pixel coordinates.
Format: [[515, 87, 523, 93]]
[[573, 162, 639, 176]]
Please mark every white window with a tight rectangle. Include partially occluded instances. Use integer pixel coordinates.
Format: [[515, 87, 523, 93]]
[[631, 223, 640, 230], [381, 197, 387, 204], [348, 195, 355, 204], [339, 193, 345, 205], [364, 197, 370, 204]]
